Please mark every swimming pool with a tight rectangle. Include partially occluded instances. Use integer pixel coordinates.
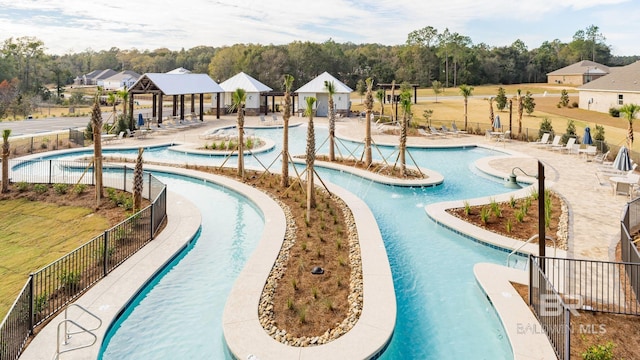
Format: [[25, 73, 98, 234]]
[[40, 125, 516, 359]]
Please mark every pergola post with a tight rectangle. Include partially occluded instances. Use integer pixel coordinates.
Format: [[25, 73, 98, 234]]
[[180, 95, 185, 120], [129, 94, 135, 130], [152, 94, 157, 119], [191, 94, 195, 114], [199, 94, 204, 121], [216, 93, 220, 119], [158, 94, 163, 124]]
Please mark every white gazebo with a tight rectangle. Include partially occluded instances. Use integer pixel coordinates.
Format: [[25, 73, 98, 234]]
[[219, 72, 273, 116], [296, 72, 353, 117]]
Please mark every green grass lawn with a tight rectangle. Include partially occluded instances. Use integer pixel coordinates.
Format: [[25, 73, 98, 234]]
[[0, 199, 110, 320]]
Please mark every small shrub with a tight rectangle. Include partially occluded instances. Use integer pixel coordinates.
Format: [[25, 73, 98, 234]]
[[298, 307, 307, 323], [58, 270, 81, 291], [335, 239, 342, 250], [608, 107, 620, 118], [582, 341, 615, 360], [324, 299, 335, 311], [530, 190, 539, 200], [291, 278, 298, 291], [287, 297, 295, 310], [571, 101, 578, 108], [53, 183, 68, 195], [538, 117, 553, 140], [490, 199, 501, 218], [463, 200, 471, 215], [505, 219, 513, 233], [509, 195, 517, 208], [312, 287, 319, 300], [34, 293, 48, 313], [480, 206, 490, 224], [301, 242, 307, 251], [33, 183, 48, 194], [73, 184, 87, 195], [515, 208, 525, 223], [16, 181, 30, 192], [338, 256, 346, 266]]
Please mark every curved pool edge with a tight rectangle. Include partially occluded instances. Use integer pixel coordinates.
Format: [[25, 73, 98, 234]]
[[222, 181, 396, 360], [290, 157, 444, 187], [18, 187, 202, 360], [473, 263, 558, 360]]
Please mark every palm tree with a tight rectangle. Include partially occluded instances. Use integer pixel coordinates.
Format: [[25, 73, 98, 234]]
[[304, 96, 317, 222], [231, 88, 247, 178], [399, 91, 412, 176], [364, 78, 374, 167], [281, 74, 294, 188], [2, 129, 11, 193], [324, 80, 337, 161], [375, 89, 385, 116], [117, 86, 130, 130], [517, 89, 524, 136], [133, 148, 144, 211], [91, 94, 104, 205], [488, 97, 495, 131], [620, 103, 640, 149], [459, 84, 473, 131]]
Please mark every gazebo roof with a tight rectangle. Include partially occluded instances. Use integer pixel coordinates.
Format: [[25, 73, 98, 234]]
[[219, 72, 272, 93], [129, 73, 223, 95], [296, 72, 352, 93]]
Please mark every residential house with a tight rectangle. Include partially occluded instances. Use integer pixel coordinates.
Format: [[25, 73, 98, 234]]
[[578, 61, 640, 113], [102, 70, 141, 91], [547, 60, 610, 85], [77, 69, 118, 86]]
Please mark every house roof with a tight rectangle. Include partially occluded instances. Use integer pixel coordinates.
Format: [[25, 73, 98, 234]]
[[166, 67, 192, 74], [104, 70, 141, 82], [128, 73, 224, 95], [578, 61, 640, 92], [296, 72, 353, 93], [219, 72, 272, 93], [547, 60, 610, 76], [85, 69, 118, 80]]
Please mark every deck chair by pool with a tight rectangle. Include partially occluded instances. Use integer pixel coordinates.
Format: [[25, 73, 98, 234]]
[[552, 137, 576, 153], [546, 135, 563, 149], [533, 133, 550, 146], [450, 122, 467, 135], [418, 128, 435, 138], [429, 126, 447, 137]]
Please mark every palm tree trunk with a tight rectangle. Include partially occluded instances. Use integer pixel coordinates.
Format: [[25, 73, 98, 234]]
[[281, 94, 290, 188], [463, 99, 468, 131], [133, 148, 144, 211], [329, 97, 335, 161], [2, 142, 9, 193], [365, 110, 372, 166], [628, 123, 634, 149], [238, 113, 244, 178], [400, 115, 407, 176], [306, 115, 316, 221]]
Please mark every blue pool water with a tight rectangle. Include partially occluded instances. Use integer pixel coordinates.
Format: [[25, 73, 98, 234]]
[[39, 125, 516, 359]]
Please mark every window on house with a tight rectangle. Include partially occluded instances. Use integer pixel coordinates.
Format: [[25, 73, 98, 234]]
[[618, 94, 624, 105]]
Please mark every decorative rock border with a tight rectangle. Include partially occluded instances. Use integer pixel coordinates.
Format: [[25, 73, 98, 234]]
[[258, 191, 363, 346]]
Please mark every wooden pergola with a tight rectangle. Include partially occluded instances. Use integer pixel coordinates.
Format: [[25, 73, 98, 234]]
[[377, 83, 419, 104], [260, 91, 298, 115], [128, 73, 224, 127]]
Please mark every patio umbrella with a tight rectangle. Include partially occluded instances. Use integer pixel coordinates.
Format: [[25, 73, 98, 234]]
[[582, 126, 593, 145], [613, 146, 632, 171], [137, 113, 145, 127], [493, 115, 501, 131]]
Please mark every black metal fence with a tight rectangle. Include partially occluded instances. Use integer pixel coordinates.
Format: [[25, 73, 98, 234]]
[[0, 160, 167, 360], [529, 255, 640, 360]]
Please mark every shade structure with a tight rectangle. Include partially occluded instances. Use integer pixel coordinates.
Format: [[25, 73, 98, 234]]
[[137, 113, 145, 127], [583, 126, 593, 145], [493, 115, 501, 130], [613, 146, 632, 171]]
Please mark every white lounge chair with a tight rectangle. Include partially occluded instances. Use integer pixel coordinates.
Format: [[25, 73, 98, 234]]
[[418, 128, 435, 138], [496, 130, 511, 142], [546, 135, 562, 149], [594, 150, 611, 164], [429, 126, 447, 137], [533, 133, 550, 146], [552, 137, 576, 153], [441, 125, 458, 136], [450, 122, 467, 135]]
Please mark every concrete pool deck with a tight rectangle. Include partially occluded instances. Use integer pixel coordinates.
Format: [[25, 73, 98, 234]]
[[17, 114, 631, 359]]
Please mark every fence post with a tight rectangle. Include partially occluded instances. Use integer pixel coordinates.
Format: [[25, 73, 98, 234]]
[[28, 274, 34, 334], [564, 308, 571, 360], [123, 166, 127, 192], [528, 255, 533, 306], [151, 203, 155, 239], [148, 173, 152, 200], [103, 231, 109, 276], [49, 160, 53, 184]]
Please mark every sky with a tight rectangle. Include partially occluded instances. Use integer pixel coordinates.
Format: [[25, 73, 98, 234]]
[[1, 0, 638, 56]]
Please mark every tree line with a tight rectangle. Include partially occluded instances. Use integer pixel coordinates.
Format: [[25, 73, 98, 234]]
[[1, 24, 637, 118]]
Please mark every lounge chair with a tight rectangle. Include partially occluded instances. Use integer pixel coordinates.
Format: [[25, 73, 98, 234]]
[[450, 122, 467, 135], [552, 137, 576, 153], [533, 133, 550, 146], [441, 125, 458, 136], [594, 150, 611, 164], [272, 114, 281, 124], [260, 115, 271, 126], [418, 128, 435, 138], [545, 135, 562, 149], [496, 130, 511, 142], [578, 145, 597, 159], [429, 126, 447, 137]]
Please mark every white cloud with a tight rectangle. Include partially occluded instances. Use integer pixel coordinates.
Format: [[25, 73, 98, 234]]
[[0, 0, 637, 55]]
